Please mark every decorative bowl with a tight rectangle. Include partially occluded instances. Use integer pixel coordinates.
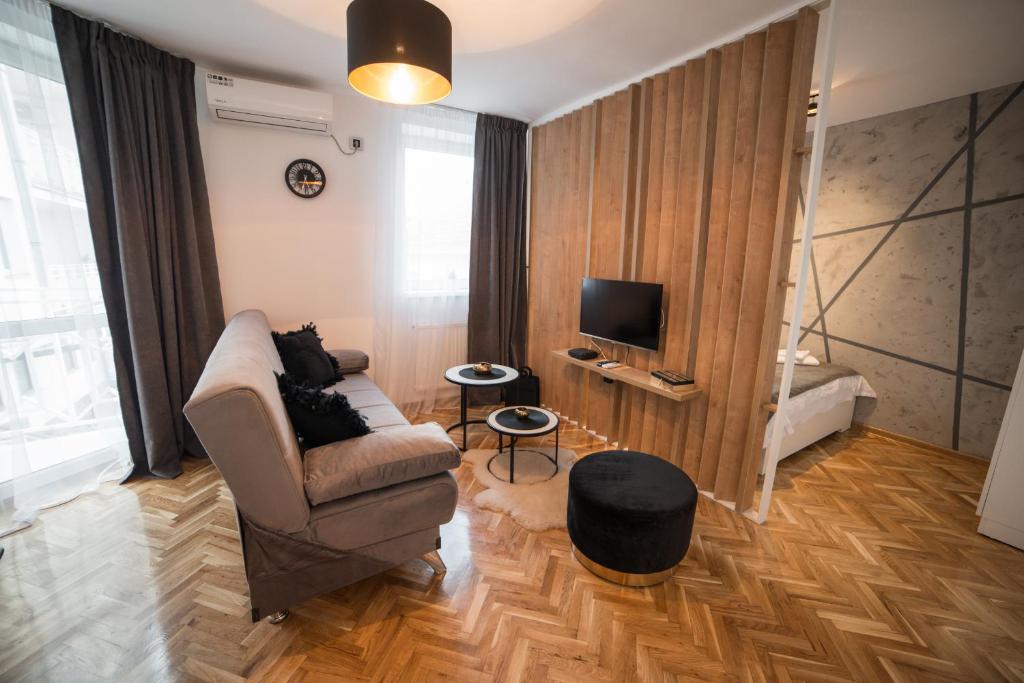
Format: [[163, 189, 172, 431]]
[[514, 406, 531, 420], [472, 361, 492, 375]]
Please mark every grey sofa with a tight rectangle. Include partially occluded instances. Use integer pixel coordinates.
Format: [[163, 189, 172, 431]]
[[184, 310, 459, 622]]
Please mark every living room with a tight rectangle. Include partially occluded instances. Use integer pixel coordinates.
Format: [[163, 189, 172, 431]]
[[2, 0, 1024, 680]]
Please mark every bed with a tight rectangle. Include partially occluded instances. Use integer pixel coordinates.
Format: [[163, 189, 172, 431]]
[[760, 363, 876, 474]]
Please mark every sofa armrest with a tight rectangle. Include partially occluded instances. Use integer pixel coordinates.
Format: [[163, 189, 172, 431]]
[[303, 422, 460, 505], [327, 348, 369, 375]]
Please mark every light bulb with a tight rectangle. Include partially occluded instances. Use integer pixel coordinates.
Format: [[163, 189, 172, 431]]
[[388, 64, 415, 104]]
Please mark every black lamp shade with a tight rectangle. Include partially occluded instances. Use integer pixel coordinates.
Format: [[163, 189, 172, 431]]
[[347, 0, 452, 105]]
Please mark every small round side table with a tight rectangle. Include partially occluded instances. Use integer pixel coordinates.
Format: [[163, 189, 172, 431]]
[[444, 364, 519, 450], [485, 406, 559, 484]]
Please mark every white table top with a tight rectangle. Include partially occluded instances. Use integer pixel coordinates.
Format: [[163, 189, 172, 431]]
[[486, 406, 559, 436], [444, 363, 519, 386]]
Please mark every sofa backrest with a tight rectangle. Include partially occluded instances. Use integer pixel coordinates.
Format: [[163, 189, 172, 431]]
[[184, 309, 310, 532]]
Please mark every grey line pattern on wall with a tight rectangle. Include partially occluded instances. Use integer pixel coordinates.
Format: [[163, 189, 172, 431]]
[[783, 81, 1024, 457]]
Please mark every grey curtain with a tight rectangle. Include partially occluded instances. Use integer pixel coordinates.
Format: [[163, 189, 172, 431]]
[[52, 7, 225, 478], [467, 114, 528, 405]]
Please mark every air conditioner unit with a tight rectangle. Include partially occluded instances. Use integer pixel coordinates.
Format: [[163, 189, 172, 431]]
[[205, 72, 333, 136]]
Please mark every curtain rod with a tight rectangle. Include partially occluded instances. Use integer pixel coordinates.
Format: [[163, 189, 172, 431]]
[[46, 0, 192, 62], [434, 103, 479, 117]]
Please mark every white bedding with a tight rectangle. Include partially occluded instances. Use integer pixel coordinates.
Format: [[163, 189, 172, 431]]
[[763, 374, 876, 448]]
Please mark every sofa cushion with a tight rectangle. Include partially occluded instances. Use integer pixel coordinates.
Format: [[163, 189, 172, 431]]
[[327, 348, 370, 375], [277, 373, 371, 448], [272, 323, 342, 387], [325, 374, 411, 430], [303, 422, 460, 505], [305, 472, 458, 549]]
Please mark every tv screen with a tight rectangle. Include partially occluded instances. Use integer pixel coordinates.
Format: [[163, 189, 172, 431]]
[[580, 278, 664, 351]]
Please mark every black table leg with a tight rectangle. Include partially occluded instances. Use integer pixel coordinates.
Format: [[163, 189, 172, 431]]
[[460, 385, 467, 449], [510, 435, 516, 484], [554, 426, 559, 476], [445, 385, 484, 451]]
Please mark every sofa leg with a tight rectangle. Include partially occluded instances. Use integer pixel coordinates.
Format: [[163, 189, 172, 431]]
[[267, 609, 289, 624], [422, 550, 447, 575]]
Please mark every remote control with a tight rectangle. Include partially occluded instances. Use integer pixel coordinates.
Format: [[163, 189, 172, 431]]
[[651, 369, 693, 386], [597, 360, 622, 369]]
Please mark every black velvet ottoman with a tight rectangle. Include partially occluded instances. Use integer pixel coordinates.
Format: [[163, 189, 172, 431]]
[[568, 450, 698, 586]]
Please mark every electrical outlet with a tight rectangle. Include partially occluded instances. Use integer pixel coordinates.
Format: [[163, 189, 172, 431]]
[[350, 137, 363, 152]]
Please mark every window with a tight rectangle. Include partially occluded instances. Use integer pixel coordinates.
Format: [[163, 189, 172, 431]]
[[0, 0, 130, 531], [398, 110, 475, 296], [372, 105, 476, 414], [7, 353, 32, 396], [62, 344, 79, 372]]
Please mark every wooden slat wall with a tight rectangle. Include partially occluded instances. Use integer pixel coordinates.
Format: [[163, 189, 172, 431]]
[[527, 106, 594, 423], [526, 10, 818, 511]]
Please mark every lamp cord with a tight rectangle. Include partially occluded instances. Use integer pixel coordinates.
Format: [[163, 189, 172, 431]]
[[588, 337, 610, 361]]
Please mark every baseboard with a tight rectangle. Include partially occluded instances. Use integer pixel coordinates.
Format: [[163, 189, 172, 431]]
[[851, 423, 988, 461]]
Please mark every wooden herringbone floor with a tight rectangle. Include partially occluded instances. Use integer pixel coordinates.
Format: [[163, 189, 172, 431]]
[[2, 406, 1023, 682]]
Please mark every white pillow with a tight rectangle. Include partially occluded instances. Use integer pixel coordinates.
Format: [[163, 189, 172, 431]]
[[776, 349, 820, 366]]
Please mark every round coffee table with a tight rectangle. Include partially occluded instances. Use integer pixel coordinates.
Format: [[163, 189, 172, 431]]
[[485, 406, 559, 484], [444, 364, 519, 450]]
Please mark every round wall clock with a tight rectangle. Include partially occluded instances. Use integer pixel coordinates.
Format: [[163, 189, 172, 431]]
[[285, 158, 326, 198]]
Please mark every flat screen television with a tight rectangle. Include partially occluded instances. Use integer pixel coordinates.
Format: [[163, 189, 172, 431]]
[[580, 277, 664, 351]]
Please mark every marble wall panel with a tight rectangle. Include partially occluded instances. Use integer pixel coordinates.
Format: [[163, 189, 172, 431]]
[[814, 94, 968, 232], [965, 199, 1024, 386], [974, 84, 1024, 202], [781, 81, 1023, 457], [830, 339, 955, 447], [826, 212, 962, 370], [958, 379, 1012, 458]]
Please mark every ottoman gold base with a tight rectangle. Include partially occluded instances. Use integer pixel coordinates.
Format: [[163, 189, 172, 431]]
[[572, 545, 675, 587]]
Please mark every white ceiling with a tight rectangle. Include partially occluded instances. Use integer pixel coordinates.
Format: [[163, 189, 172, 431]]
[[817, 0, 1024, 127], [55, 0, 1024, 126]]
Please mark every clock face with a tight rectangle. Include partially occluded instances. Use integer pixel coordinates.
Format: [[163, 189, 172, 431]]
[[285, 159, 326, 198]]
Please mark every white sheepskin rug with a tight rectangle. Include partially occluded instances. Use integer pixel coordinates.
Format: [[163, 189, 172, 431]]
[[463, 446, 577, 531]]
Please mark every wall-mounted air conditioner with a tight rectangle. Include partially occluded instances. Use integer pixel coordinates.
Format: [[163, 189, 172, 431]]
[[205, 72, 333, 135]]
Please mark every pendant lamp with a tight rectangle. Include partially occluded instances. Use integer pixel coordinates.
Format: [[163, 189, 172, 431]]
[[347, 0, 452, 105]]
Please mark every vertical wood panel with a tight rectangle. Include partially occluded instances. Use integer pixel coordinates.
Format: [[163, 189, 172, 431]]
[[555, 114, 575, 410], [526, 107, 595, 421], [716, 20, 798, 501], [682, 50, 722, 377], [619, 78, 655, 449], [696, 31, 766, 491], [735, 8, 820, 510], [585, 89, 633, 439], [639, 65, 687, 454], [682, 40, 744, 477], [527, 11, 818, 510]]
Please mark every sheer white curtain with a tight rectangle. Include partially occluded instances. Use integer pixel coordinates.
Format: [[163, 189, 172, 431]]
[[0, 0, 131, 537], [374, 105, 476, 415]]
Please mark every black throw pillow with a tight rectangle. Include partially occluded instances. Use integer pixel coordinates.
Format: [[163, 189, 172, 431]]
[[271, 322, 344, 388], [277, 373, 372, 448]]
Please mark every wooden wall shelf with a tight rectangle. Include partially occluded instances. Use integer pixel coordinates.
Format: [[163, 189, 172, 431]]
[[551, 350, 701, 403]]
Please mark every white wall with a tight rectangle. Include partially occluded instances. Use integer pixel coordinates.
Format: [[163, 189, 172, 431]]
[[195, 68, 384, 358]]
